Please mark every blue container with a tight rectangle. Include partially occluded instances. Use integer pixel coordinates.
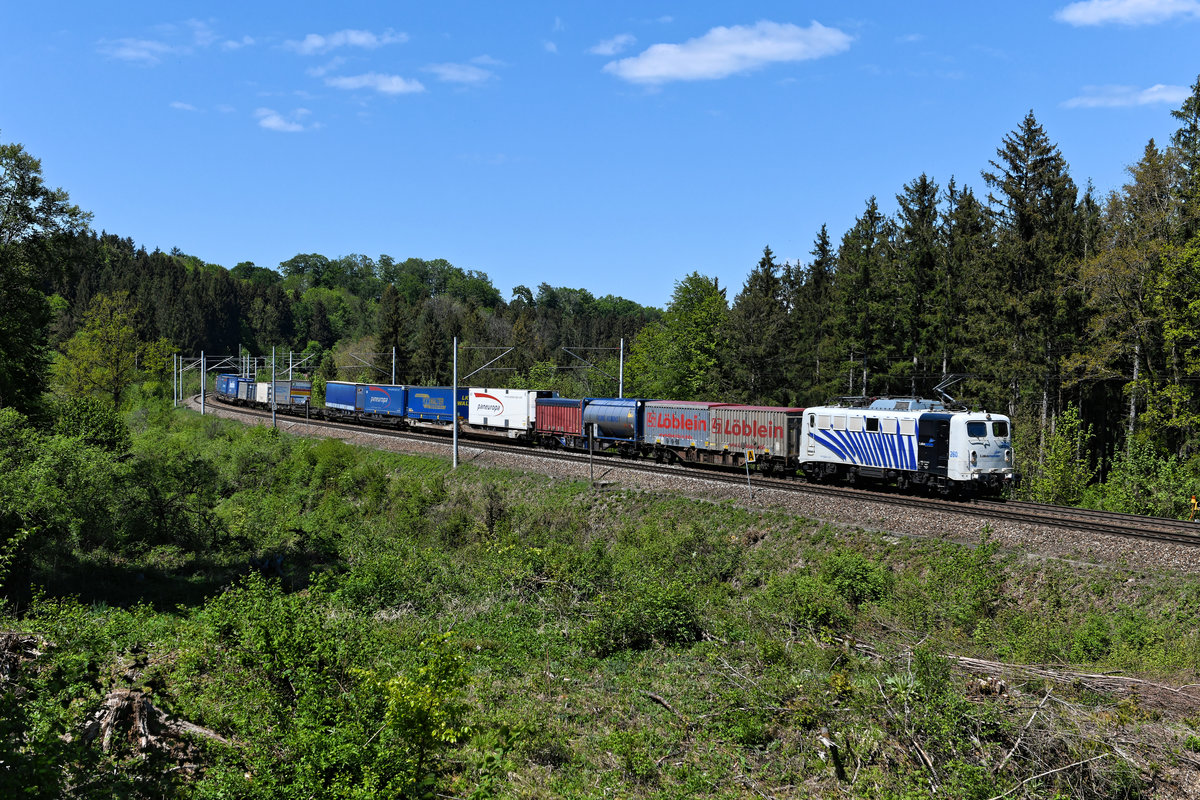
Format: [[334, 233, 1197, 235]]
[[325, 381, 361, 412], [406, 386, 468, 422], [358, 384, 407, 417], [216, 374, 238, 397], [583, 398, 644, 442]]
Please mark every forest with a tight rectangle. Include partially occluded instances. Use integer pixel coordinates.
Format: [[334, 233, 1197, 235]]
[[7, 82, 1200, 513], [3, 79, 1200, 798]]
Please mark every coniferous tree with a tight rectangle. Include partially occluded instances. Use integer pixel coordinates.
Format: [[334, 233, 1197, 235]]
[[938, 180, 992, 387], [375, 283, 410, 383], [722, 247, 789, 403], [895, 174, 941, 394], [1070, 141, 1175, 445], [982, 111, 1080, 422], [1171, 74, 1200, 241], [783, 225, 835, 402], [0, 136, 91, 411], [308, 299, 335, 350], [833, 198, 891, 396]]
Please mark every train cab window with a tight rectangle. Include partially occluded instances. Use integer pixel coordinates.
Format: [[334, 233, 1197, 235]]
[[882, 418, 898, 434], [966, 421, 987, 438], [992, 420, 1009, 437], [809, 415, 815, 428], [865, 417, 879, 432], [849, 416, 864, 432]]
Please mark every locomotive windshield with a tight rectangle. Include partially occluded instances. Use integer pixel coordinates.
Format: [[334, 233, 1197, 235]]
[[966, 421, 987, 438], [992, 420, 1009, 437]]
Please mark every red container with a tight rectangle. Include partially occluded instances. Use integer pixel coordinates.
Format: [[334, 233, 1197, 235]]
[[535, 397, 584, 437]]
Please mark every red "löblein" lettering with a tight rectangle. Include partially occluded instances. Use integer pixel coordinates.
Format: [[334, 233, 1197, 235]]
[[646, 410, 708, 434], [718, 418, 783, 439]]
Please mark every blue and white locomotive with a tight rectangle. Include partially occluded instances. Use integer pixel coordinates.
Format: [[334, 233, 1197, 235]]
[[799, 398, 1015, 494]]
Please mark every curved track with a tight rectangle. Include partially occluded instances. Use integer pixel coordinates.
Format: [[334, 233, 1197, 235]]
[[193, 395, 1200, 549]]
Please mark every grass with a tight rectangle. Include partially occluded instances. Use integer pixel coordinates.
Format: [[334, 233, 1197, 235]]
[[5, 402, 1200, 798]]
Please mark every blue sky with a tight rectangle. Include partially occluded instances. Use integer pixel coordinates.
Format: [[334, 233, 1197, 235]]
[[3, 1, 1198, 307]]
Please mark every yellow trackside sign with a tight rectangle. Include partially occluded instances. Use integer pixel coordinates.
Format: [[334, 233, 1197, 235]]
[[746, 449, 756, 463]]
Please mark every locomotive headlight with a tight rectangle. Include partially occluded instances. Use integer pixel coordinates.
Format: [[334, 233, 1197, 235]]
[[1004, 449, 1013, 465], [970, 451, 978, 467]]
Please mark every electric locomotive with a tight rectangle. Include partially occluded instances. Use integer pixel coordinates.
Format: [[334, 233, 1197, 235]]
[[799, 397, 1015, 495]]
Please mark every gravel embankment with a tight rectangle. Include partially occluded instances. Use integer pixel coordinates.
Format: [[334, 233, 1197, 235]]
[[193, 400, 1200, 575]]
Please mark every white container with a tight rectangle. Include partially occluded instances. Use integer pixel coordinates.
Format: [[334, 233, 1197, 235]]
[[468, 388, 554, 435]]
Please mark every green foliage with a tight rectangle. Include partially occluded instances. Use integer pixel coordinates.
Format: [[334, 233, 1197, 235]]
[[761, 572, 852, 634], [52, 394, 131, 452], [820, 548, 893, 607], [1088, 436, 1191, 517], [173, 574, 471, 799], [886, 538, 1006, 635], [626, 272, 727, 400], [54, 292, 143, 408], [580, 579, 701, 657], [1023, 404, 1097, 505]]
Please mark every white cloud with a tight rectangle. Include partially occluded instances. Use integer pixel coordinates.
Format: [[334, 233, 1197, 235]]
[[471, 54, 505, 66], [324, 72, 426, 94], [589, 33, 636, 56], [1055, 0, 1200, 25], [98, 37, 174, 64], [603, 21, 852, 84], [425, 63, 495, 84], [99, 21, 253, 64], [306, 57, 346, 78], [187, 19, 217, 47], [255, 107, 308, 132], [170, 101, 198, 111], [285, 29, 408, 55], [1063, 83, 1190, 107], [544, 40, 558, 53]]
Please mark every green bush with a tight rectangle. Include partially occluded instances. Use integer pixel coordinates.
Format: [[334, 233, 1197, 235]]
[[762, 572, 853, 635], [820, 549, 893, 606], [1069, 614, 1113, 663], [580, 579, 701, 657]]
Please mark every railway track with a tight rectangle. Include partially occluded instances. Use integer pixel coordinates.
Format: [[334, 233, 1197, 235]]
[[192, 395, 1200, 549]]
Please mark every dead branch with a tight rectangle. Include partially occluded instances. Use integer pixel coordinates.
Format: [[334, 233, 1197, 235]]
[[986, 753, 1109, 800], [996, 689, 1053, 774]]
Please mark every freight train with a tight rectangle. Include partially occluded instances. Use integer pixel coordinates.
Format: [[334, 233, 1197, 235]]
[[213, 375, 1016, 496]]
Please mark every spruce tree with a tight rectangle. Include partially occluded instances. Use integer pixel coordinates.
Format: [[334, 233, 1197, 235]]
[[896, 174, 941, 394], [982, 111, 1080, 421], [722, 247, 789, 403], [375, 283, 410, 383], [1170, 74, 1200, 241]]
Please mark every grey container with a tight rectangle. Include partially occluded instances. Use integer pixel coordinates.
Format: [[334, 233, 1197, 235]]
[[642, 400, 720, 449], [710, 404, 805, 458]]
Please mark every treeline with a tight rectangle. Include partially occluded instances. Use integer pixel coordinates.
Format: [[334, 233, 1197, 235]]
[[29, 236, 658, 395], [5, 79, 1200, 499], [628, 84, 1200, 484]]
